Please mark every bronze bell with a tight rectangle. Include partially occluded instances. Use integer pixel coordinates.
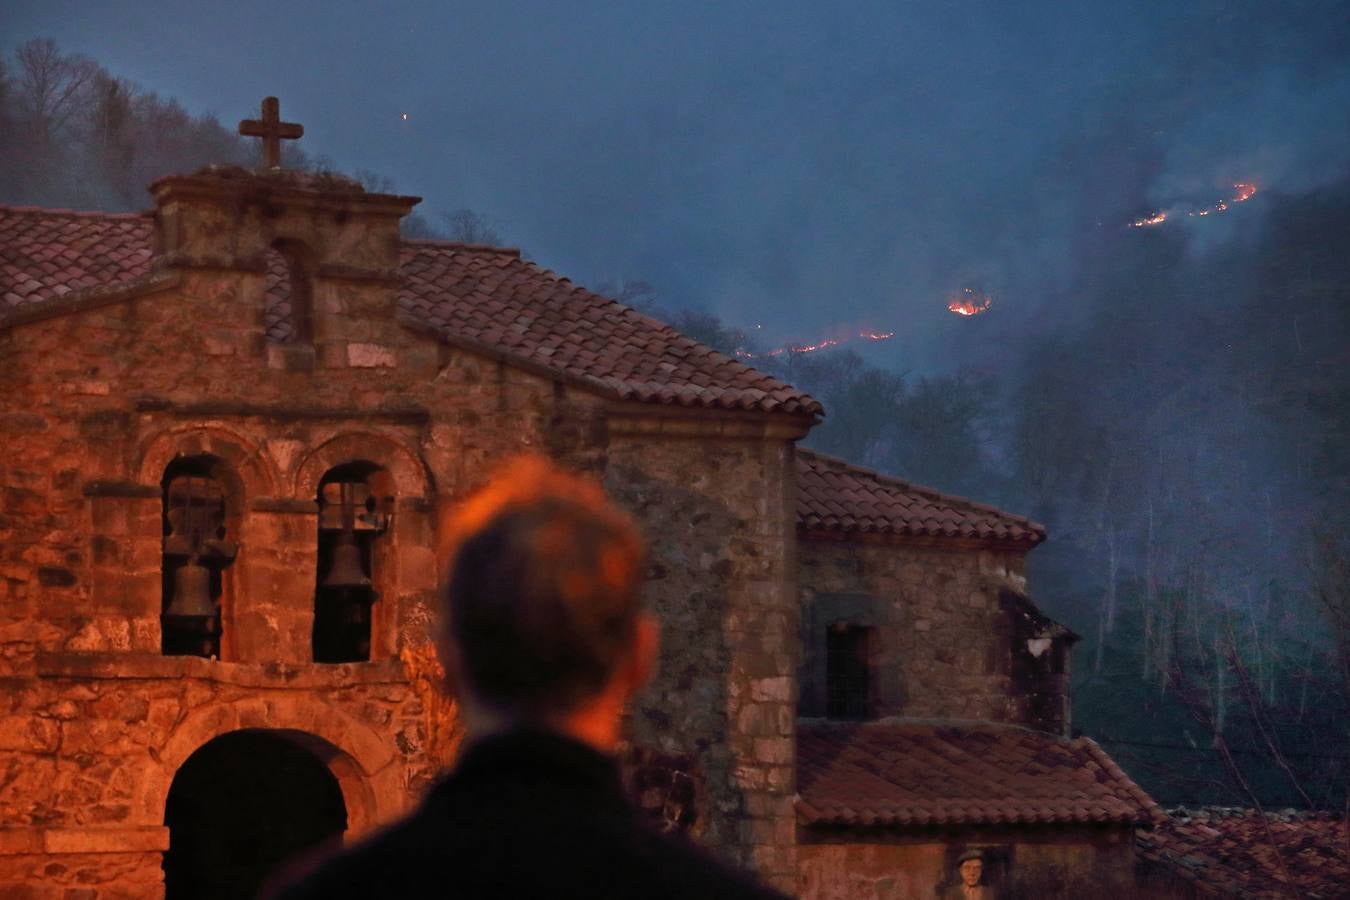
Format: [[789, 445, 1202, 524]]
[[322, 530, 371, 590], [166, 560, 216, 621]]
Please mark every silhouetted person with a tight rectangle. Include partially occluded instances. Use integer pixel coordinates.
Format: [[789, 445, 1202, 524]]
[[267, 457, 790, 899]]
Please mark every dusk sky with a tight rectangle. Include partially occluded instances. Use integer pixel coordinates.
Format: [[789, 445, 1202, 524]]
[[6, 1, 1349, 373]]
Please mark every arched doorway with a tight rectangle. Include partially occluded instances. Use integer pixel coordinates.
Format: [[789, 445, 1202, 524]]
[[163, 729, 347, 900]]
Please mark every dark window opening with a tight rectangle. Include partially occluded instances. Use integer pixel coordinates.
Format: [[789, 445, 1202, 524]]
[[163, 730, 346, 900], [826, 624, 872, 720], [161, 458, 236, 658], [313, 463, 389, 663]]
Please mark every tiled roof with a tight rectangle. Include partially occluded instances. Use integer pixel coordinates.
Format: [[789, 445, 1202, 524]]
[[0, 207, 153, 309], [797, 449, 1045, 545], [796, 720, 1162, 827], [0, 206, 819, 416], [1137, 807, 1349, 899], [398, 240, 821, 415]]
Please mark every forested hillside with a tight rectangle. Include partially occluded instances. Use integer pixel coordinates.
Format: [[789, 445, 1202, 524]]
[[0, 39, 459, 238], [4, 38, 1346, 813], [671, 180, 1350, 810]]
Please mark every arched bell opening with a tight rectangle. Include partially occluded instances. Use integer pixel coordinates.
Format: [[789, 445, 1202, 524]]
[[313, 461, 393, 663], [161, 455, 239, 658], [162, 729, 347, 900]]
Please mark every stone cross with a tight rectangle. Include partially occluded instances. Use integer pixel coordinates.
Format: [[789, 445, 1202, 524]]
[[238, 97, 304, 170]]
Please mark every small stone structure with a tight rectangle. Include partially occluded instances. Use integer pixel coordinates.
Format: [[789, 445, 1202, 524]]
[[0, 107, 1160, 899]]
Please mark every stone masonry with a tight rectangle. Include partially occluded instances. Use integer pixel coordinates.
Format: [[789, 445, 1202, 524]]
[[0, 165, 815, 897], [0, 142, 1150, 900]]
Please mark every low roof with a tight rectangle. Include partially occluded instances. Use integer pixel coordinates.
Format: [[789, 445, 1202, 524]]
[[0, 205, 820, 418], [796, 719, 1162, 828], [1137, 807, 1349, 899], [797, 449, 1045, 546], [0, 207, 154, 305]]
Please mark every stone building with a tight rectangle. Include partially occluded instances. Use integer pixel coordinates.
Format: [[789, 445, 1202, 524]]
[[0, 118, 1159, 899], [792, 451, 1160, 898]]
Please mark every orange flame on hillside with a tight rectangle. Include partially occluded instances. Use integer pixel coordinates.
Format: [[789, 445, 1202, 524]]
[[948, 289, 993, 317], [733, 329, 896, 359], [1134, 183, 1259, 227]]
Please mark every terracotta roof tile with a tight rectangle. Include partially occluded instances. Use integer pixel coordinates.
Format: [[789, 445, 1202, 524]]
[[0, 207, 820, 417], [0, 207, 153, 310], [797, 720, 1162, 828], [1137, 807, 1349, 899], [797, 449, 1045, 546], [397, 240, 820, 415]]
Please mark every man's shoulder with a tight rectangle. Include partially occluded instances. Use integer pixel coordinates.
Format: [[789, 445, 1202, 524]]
[[268, 808, 790, 900], [263, 811, 432, 899], [618, 826, 792, 900]]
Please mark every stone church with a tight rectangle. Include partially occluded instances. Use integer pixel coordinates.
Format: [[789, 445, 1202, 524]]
[[0, 103, 1159, 899]]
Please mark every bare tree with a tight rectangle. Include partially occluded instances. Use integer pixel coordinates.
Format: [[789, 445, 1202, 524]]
[[13, 38, 98, 146], [442, 208, 504, 245], [595, 277, 659, 311]]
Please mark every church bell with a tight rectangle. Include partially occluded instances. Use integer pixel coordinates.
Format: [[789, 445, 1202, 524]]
[[321, 530, 372, 590], [165, 560, 216, 622]]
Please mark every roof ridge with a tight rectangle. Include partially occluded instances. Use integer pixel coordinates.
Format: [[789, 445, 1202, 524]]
[[798, 447, 1043, 530], [1162, 805, 1344, 820], [0, 204, 152, 220], [798, 715, 1073, 738], [400, 238, 521, 256]]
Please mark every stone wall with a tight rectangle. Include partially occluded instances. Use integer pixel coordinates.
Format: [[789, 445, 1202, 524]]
[[798, 826, 1136, 900], [0, 187, 806, 895], [798, 537, 1032, 722], [605, 422, 801, 890], [0, 657, 432, 899]]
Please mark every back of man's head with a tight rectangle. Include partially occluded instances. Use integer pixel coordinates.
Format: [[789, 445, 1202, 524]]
[[439, 457, 645, 719]]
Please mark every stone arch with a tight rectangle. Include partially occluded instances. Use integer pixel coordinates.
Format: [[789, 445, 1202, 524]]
[[294, 431, 431, 501], [142, 695, 403, 838], [138, 425, 279, 500], [163, 729, 345, 900]]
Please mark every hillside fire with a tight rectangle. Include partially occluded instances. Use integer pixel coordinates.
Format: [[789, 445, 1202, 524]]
[[1133, 183, 1259, 228], [735, 329, 895, 359], [948, 288, 993, 317]]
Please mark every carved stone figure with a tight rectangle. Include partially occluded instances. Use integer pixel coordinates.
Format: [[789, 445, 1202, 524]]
[[941, 849, 998, 899]]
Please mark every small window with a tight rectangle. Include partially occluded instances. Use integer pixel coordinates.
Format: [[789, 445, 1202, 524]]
[[263, 240, 313, 345], [826, 624, 873, 720]]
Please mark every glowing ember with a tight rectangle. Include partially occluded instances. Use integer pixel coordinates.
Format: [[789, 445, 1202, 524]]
[[948, 289, 993, 317], [1132, 211, 1167, 228], [1233, 182, 1257, 202]]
